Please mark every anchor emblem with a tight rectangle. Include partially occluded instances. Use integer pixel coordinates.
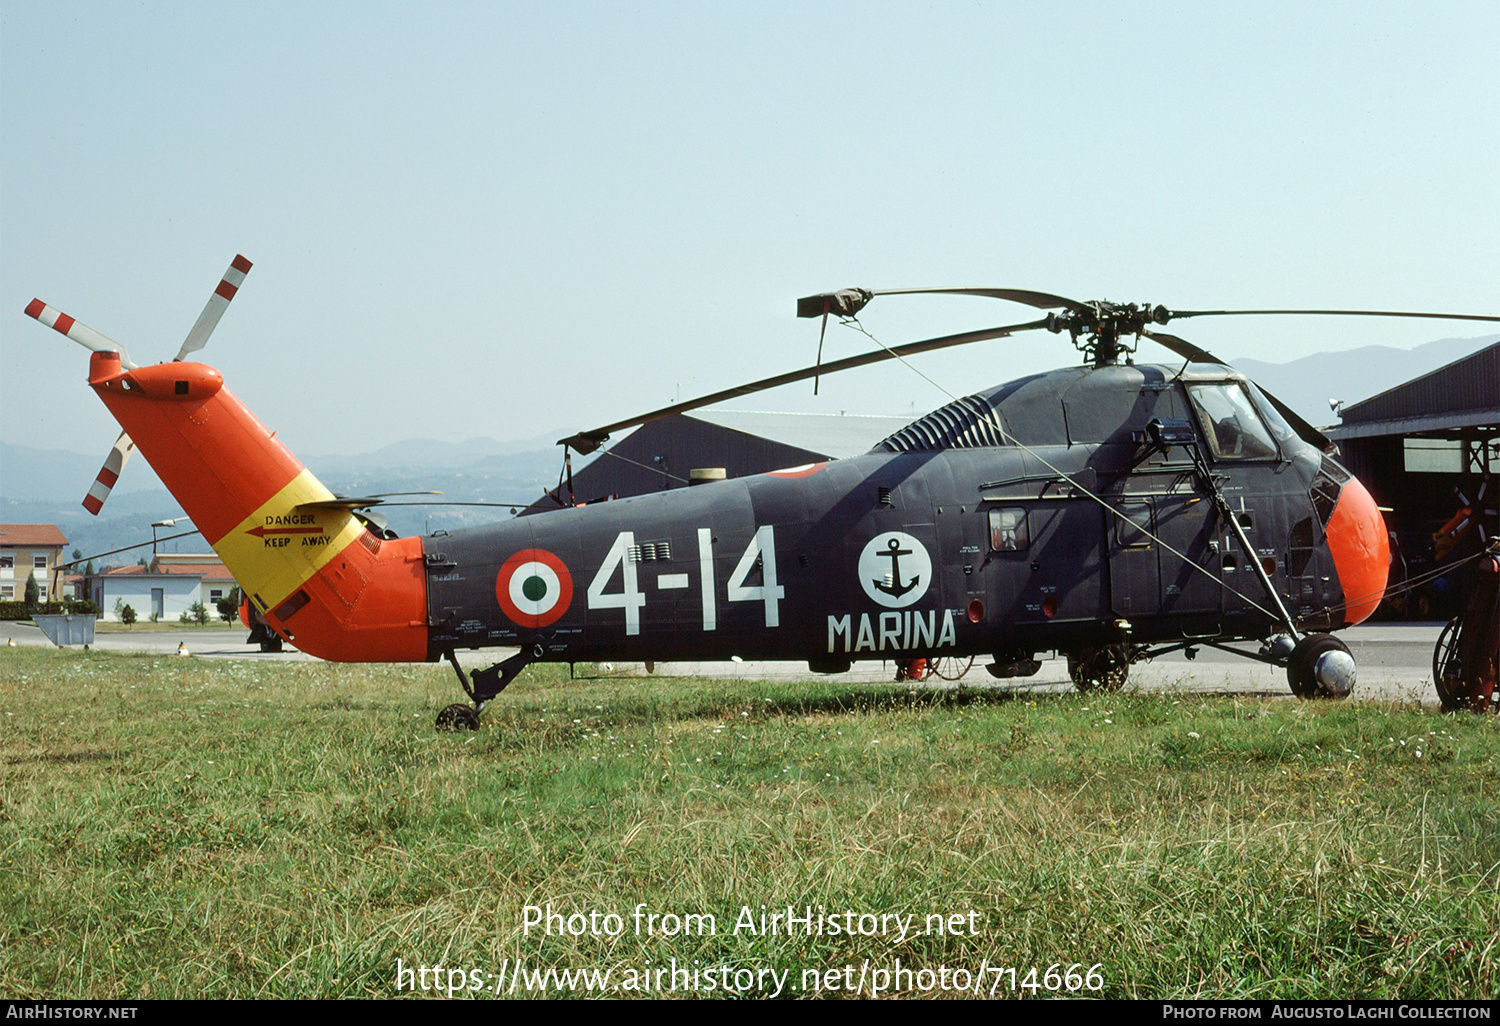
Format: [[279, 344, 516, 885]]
[[858, 531, 932, 608], [873, 537, 920, 598]]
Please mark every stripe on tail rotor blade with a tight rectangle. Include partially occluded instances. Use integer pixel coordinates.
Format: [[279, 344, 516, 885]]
[[80, 433, 136, 517], [24, 299, 136, 367], [176, 254, 253, 361]]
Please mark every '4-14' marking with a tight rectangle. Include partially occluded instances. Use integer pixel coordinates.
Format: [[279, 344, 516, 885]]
[[586, 528, 784, 636]]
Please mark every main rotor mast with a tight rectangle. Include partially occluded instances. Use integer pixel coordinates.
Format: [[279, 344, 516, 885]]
[[1043, 301, 1174, 367]]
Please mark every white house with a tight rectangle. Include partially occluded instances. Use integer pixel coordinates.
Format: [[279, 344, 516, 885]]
[[90, 553, 238, 622]]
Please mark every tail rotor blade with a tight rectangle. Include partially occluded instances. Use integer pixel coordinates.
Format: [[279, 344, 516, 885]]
[[82, 432, 136, 516], [175, 254, 253, 362], [24, 299, 137, 369]]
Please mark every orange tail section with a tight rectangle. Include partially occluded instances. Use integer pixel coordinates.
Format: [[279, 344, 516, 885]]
[[88, 351, 427, 661]]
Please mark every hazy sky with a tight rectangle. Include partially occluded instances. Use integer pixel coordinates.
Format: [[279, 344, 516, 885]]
[[3, 1, 1497, 474]]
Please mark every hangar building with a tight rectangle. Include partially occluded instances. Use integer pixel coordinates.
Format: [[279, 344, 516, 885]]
[[1327, 341, 1499, 617], [522, 409, 915, 515]]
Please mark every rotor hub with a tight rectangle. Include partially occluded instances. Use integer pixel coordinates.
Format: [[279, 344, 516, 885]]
[[1046, 302, 1175, 366]]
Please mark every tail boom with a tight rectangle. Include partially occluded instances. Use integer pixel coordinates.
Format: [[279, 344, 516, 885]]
[[87, 351, 428, 661]]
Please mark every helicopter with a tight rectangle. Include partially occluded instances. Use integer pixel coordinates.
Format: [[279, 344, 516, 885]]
[[24, 259, 1500, 729]]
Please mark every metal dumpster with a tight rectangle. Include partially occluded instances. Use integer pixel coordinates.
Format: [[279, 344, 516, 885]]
[[31, 614, 97, 647]]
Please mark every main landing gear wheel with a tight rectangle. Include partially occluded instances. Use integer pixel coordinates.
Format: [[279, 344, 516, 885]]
[[1286, 633, 1356, 700], [436, 703, 480, 731], [1068, 645, 1129, 692]]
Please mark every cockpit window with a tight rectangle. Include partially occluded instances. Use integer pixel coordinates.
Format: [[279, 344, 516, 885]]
[[1187, 383, 1278, 460], [1244, 382, 1300, 448]]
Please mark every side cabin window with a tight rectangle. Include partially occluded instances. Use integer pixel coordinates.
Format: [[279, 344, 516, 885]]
[[1187, 383, 1278, 461], [988, 508, 1030, 552]]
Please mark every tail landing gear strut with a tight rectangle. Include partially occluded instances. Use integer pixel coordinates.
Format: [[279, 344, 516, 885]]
[[436, 648, 536, 731]]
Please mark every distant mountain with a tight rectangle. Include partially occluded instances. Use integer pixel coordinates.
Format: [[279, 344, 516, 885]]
[[0, 438, 565, 562], [1231, 335, 1498, 429], [303, 432, 565, 474], [0, 442, 166, 503]]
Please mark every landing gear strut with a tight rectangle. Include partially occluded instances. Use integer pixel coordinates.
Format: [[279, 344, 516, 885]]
[[1068, 645, 1130, 692], [436, 648, 536, 731]]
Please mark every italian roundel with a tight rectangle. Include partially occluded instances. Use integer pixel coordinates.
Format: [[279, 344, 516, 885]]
[[496, 549, 574, 628]]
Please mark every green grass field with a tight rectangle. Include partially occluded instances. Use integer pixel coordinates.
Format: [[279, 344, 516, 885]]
[[1, 647, 1495, 1000]]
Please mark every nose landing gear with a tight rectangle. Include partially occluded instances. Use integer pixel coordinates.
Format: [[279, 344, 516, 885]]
[[1286, 633, 1356, 700]]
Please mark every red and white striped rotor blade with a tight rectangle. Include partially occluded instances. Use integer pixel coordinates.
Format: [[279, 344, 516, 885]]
[[175, 254, 252, 361], [24, 299, 137, 369], [82, 432, 137, 516]]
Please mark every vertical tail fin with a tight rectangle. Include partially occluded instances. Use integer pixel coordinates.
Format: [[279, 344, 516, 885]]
[[87, 352, 427, 660]]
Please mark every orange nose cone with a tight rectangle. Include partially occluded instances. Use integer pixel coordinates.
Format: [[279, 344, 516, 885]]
[[1326, 476, 1390, 625]]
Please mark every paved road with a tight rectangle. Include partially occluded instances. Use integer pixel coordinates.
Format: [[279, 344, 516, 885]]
[[4, 620, 1447, 705]]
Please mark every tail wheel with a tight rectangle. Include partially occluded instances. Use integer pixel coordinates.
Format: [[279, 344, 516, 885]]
[[1287, 633, 1356, 700], [436, 704, 480, 732], [927, 656, 975, 681], [1068, 645, 1129, 692]]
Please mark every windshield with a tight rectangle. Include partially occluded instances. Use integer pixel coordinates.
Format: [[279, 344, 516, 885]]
[[1187, 383, 1278, 460]]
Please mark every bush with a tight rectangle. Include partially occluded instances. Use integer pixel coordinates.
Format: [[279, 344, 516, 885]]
[[0, 600, 101, 621], [180, 602, 210, 626], [216, 587, 242, 623], [120, 604, 137, 627]]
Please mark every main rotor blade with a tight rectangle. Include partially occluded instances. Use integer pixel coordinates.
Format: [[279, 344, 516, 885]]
[[24, 299, 138, 369], [1171, 307, 1500, 323], [82, 431, 137, 516], [870, 286, 1085, 310], [175, 254, 253, 361], [1257, 387, 1336, 454], [795, 286, 1083, 319], [1141, 327, 1220, 364], [559, 316, 1052, 453], [54, 528, 203, 570]]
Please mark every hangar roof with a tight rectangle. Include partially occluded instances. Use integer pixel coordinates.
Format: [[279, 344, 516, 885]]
[[686, 409, 918, 459], [1329, 342, 1499, 440]]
